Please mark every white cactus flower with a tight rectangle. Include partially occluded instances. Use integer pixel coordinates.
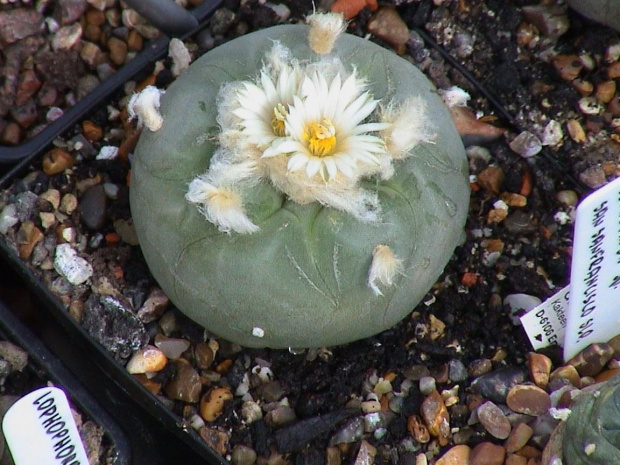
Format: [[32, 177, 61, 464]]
[[263, 69, 390, 181]]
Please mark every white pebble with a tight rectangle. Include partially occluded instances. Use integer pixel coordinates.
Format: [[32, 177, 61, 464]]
[[252, 327, 265, 338], [96, 146, 119, 160], [578, 97, 603, 115], [0, 204, 18, 235], [509, 131, 542, 158], [53, 244, 93, 285], [541, 120, 563, 146]]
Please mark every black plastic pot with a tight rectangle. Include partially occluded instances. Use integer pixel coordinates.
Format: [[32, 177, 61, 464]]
[[0, 249, 228, 465], [0, 295, 131, 465]]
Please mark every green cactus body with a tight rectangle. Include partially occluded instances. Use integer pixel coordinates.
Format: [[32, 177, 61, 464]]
[[561, 375, 620, 464], [130, 24, 470, 348]]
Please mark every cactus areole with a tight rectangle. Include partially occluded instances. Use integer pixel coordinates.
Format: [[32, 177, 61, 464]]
[[130, 17, 470, 348]]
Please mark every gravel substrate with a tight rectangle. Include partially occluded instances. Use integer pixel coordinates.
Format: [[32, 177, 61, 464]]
[[2, 1, 620, 464]]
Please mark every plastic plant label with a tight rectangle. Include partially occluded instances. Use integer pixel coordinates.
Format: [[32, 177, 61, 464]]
[[520, 286, 569, 350], [563, 176, 620, 361], [2, 387, 89, 465]]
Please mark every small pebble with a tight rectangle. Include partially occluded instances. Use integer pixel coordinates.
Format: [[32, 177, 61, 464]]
[[153, 334, 190, 360], [126, 345, 167, 374], [42, 148, 74, 175], [435, 445, 470, 465], [419, 376, 436, 396], [0, 204, 19, 235], [53, 243, 93, 285], [567, 343, 614, 377], [505, 422, 534, 453], [79, 184, 107, 229], [200, 387, 233, 422], [367, 7, 409, 49], [477, 401, 511, 439], [164, 362, 202, 403], [506, 384, 551, 416], [231, 445, 257, 465], [169, 38, 192, 76], [509, 131, 542, 158], [470, 441, 505, 465], [528, 353, 552, 389], [421, 390, 450, 446]]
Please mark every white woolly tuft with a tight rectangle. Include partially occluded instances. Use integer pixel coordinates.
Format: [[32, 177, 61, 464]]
[[367, 245, 403, 296], [185, 178, 259, 234], [127, 86, 165, 131], [265, 41, 294, 72], [307, 12, 346, 55], [380, 97, 436, 159], [439, 86, 470, 108]]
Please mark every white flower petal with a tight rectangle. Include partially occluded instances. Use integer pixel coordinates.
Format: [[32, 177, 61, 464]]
[[305, 158, 322, 177], [288, 153, 310, 171]]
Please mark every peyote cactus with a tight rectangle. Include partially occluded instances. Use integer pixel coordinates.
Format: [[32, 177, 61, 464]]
[[556, 374, 620, 464], [565, 0, 620, 31], [129, 14, 470, 348]]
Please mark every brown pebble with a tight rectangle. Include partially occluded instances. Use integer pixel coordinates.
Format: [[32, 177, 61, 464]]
[[477, 401, 511, 439], [608, 61, 620, 79], [164, 361, 202, 403], [506, 455, 528, 465], [552, 54, 582, 81], [15, 69, 42, 106], [506, 384, 550, 416], [436, 445, 471, 465], [16, 221, 44, 260], [476, 166, 505, 194], [194, 342, 215, 370], [1, 122, 22, 145], [421, 390, 451, 446], [367, 7, 409, 49], [500, 192, 527, 208], [198, 426, 229, 456], [471, 442, 505, 465], [450, 106, 505, 145], [567, 119, 586, 142], [505, 422, 533, 453], [487, 208, 508, 224], [127, 29, 143, 52], [82, 120, 103, 142], [132, 374, 162, 395], [594, 368, 620, 383], [136, 288, 169, 323], [549, 365, 581, 388], [595, 80, 616, 103], [42, 148, 74, 175], [200, 386, 233, 422], [126, 345, 167, 374], [86, 8, 106, 26], [517, 445, 542, 459], [572, 79, 593, 96], [567, 343, 614, 377], [527, 353, 552, 389], [407, 414, 430, 443], [468, 359, 493, 378], [353, 440, 377, 465], [107, 36, 127, 67]]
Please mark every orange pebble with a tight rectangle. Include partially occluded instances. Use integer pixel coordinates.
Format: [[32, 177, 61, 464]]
[[461, 272, 478, 287], [330, 0, 377, 20], [105, 232, 121, 244]]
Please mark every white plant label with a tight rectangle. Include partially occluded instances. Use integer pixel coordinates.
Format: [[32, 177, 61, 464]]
[[520, 286, 569, 350], [563, 176, 620, 361], [2, 387, 89, 465]]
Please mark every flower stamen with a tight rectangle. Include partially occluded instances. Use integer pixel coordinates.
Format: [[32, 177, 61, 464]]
[[305, 119, 337, 157], [271, 103, 288, 137]]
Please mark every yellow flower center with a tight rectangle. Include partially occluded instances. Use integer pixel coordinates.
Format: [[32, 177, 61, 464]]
[[305, 119, 337, 158], [271, 104, 287, 137]]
